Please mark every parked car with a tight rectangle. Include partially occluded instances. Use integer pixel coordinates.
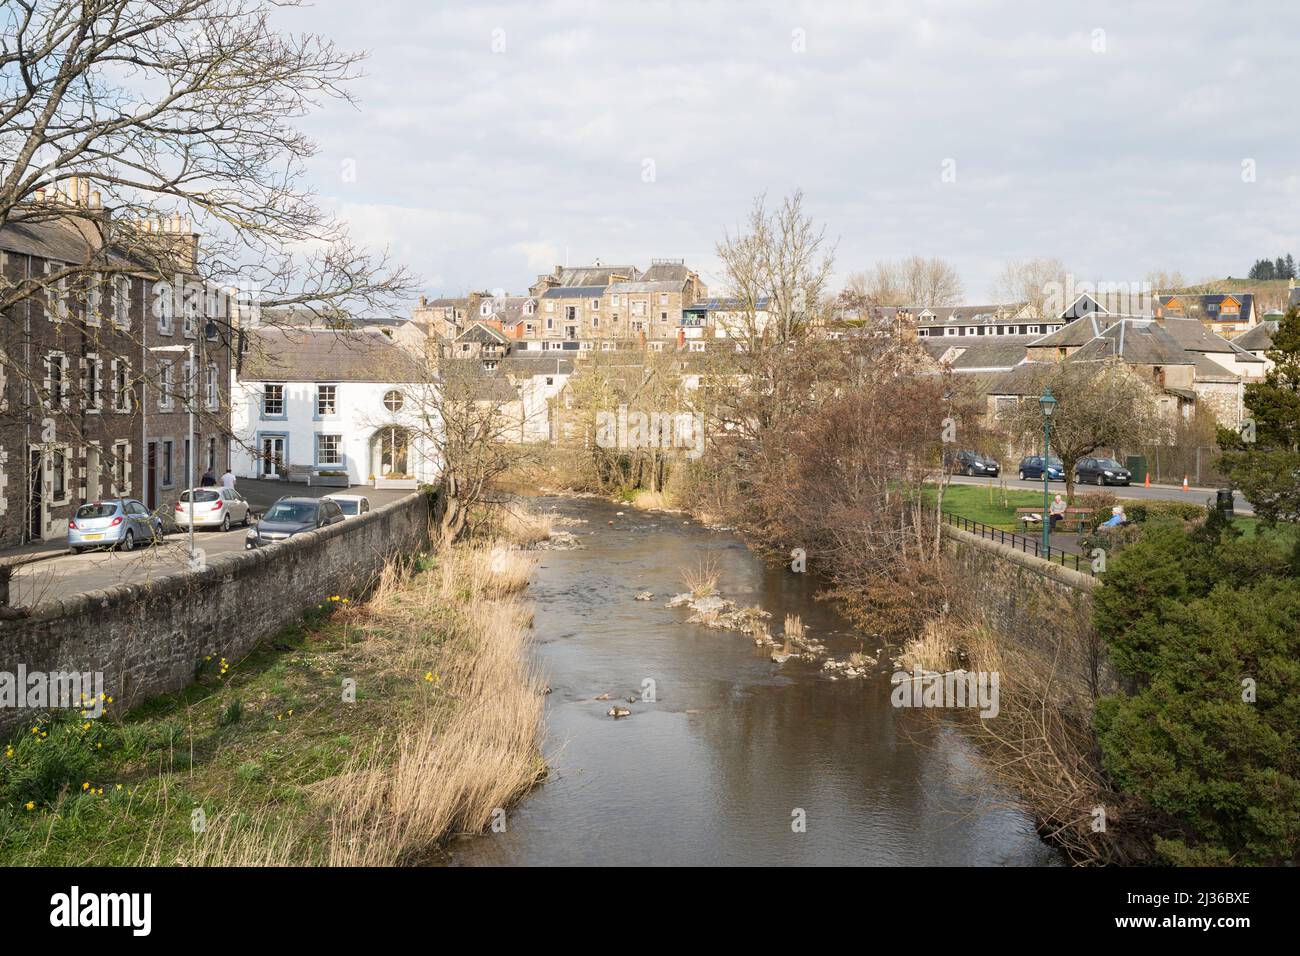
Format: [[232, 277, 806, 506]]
[[174, 487, 251, 531], [68, 498, 163, 553], [949, 449, 1000, 477], [245, 496, 346, 549], [1017, 455, 1065, 481], [322, 494, 371, 518], [1075, 457, 1132, 486]]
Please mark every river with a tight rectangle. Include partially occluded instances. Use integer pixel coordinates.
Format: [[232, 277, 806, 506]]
[[445, 495, 1061, 866]]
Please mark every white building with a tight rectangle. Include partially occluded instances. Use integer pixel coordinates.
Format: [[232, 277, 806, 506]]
[[232, 326, 440, 486]]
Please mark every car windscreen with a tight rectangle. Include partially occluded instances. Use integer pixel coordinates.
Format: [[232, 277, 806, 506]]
[[1096, 459, 1123, 469], [180, 490, 221, 503], [263, 502, 317, 523], [332, 500, 360, 514], [75, 503, 118, 519]]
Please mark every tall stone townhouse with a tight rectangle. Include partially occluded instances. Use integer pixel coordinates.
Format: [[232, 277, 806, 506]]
[[0, 188, 234, 548]]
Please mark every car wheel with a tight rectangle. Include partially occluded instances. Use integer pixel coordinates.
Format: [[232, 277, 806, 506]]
[[1096, 475, 1104, 486], [119, 529, 135, 552], [70, 546, 83, 555], [221, 513, 231, 532], [1018, 470, 1025, 480]]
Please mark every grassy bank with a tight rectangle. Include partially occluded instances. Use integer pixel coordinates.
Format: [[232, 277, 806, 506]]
[[0, 534, 547, 866]]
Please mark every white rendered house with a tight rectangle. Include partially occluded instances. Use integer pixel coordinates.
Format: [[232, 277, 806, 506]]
[[232, 326, 440, 486]]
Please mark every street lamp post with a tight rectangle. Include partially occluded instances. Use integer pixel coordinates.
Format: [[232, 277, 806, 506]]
[[1039, 388, 1057, 554], [148, 342, 196, 566]]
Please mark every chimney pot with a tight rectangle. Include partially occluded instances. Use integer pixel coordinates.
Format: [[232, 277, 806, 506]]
[[34, 188, 45, 202], [90, 190, 101, 209]]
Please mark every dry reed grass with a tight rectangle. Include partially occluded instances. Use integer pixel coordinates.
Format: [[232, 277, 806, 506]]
[[900, 612, 1135, 864], [681, 551, 721, 598], [185, 533, 545, 866], [325, 543, 545, 865]]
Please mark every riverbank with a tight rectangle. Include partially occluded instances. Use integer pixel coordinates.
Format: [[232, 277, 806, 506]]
[[0, 532, 547, 866]]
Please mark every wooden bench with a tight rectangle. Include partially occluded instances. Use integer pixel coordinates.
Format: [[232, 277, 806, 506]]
[[1016, 506, 1092, 533]]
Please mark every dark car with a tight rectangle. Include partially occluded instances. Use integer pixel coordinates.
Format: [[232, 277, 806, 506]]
[[1075, 457, 1132, 486], [949, 449, 1000, 477], [1017, 455, 1065, 481], [245, 496, 346, 549]]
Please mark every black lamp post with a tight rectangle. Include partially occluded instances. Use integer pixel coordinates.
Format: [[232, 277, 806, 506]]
[[1039, 388, 1057, 552]]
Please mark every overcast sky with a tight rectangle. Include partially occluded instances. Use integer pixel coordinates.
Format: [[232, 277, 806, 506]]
[[278, 0, 1300, 306]]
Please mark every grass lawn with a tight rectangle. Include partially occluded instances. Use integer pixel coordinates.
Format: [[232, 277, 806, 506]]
[[1232, 515, 1300, 546], [923, 482, 1061, 530]]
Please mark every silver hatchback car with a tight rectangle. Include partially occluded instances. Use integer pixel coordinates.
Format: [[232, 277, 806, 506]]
[[68, 498, 163, 553]]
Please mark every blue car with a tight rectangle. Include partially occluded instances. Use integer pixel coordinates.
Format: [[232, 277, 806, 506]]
[[1017, 455, 1065, 481]]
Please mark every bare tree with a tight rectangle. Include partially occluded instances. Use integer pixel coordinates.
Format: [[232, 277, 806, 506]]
[[1144, 269, 1188, 294], [0, 0, 413, 322], [714, 190, 835, 347], [847, 256, 963, 307], [1002, 359, 1172, 502], [384, 353, 540, 544], [991, 257, 1070, 317]]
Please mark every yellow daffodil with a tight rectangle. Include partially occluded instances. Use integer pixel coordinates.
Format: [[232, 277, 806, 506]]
[[82, 782, 90, 791], [25, 801, 34, 811]]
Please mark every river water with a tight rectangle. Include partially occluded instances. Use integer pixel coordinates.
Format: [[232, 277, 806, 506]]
[[445, 495, 1061, 866]]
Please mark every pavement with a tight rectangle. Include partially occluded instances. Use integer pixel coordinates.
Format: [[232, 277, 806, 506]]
[[945, 474, 1254, 515], [4, 480, 415, 610]]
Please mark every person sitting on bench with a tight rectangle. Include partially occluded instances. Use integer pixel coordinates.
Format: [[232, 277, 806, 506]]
[[1100, 505, 1128, 528], [1048, 494, 1067, 531]]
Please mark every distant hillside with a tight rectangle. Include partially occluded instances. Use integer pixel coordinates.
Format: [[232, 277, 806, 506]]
[[1168, 278, 1293, 314]]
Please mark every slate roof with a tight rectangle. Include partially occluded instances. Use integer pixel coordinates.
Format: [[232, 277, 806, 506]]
[[1189, 354, 1242, 383], [1028, 314, 1115, 347], [239, 326, 429, 383], [605, 279, 686, 295], [454, 322, 509, 345], [557, 266, 639, 287], [640, 261, 692, 282], [1159, 316, 1263, 362], [923, 335, 1037, 371], [0, 215, 155, 270], [540, 285, 606, 299], [980, 362, 1055, 397], [1233, 320, 1278, 352], [1065, 320, 1192, 367]]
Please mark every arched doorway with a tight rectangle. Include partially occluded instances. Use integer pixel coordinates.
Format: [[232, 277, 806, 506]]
[[370, 425, 411, 478]]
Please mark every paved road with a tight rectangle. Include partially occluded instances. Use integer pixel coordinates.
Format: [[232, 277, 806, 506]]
[[9, 481, 416, 609], [946, 474, 1254, 515]]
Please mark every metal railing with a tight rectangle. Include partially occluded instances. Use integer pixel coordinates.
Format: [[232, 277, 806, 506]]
[[937, 509, 1094, 575]]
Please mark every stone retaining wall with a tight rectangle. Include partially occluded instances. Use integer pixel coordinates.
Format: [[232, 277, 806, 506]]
[[941, 523, 1112, 693], [0, 492, 431, 734]]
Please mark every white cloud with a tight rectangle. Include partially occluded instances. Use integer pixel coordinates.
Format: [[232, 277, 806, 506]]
[[272, 0, 1300, 300]]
